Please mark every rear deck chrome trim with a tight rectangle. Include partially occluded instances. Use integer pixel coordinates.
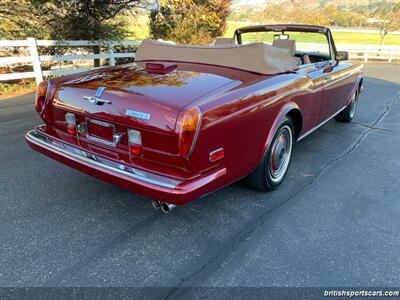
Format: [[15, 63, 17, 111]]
[[26, 129, 181, 189]]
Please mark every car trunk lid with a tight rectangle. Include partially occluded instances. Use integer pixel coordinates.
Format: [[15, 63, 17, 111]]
[[52, 64, 236, 133], [47, 63, 241, 171]]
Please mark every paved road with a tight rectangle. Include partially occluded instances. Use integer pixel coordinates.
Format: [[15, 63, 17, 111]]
[[0, 64, 399, 297]]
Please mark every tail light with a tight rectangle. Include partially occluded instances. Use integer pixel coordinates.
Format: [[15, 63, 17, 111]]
[[178, 106, 202, 157], [65, 113, 77, 135], [128, 129, 143, 157], [35, 81, 48, 113]]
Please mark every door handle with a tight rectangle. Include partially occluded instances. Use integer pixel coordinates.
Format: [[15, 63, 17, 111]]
[[324, 76, 333, 81]]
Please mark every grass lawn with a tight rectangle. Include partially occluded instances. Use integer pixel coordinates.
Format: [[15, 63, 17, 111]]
[[224, 23, 400, 46], [0, 79, 36, 99]]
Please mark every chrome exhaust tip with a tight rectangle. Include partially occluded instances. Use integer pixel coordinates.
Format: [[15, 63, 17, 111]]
[[152, 199, 161, 209], [160, 202, 176, 214]]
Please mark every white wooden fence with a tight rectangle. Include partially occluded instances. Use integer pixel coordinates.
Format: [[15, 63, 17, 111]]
[[0, 38, 140, 84], [0, 38, 399, 85], [297, 43, 400, 63]]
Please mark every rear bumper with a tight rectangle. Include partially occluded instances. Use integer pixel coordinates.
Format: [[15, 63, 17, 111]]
[[25, 128, 226, 205]]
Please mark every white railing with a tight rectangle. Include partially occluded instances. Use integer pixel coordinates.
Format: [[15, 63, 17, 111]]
[[0, 38, 140, 84], [0, 38, 399, 85], [297, 43, 400, 63]]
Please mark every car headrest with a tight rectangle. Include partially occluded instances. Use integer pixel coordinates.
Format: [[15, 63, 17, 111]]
[[214, 37, 234, 45], [272, 39, 296, 56]]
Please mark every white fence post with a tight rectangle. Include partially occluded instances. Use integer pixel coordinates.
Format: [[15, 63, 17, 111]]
[[27, 37, 43, 84], [364, 45, 370, 63], [389, 46, 394, 63], [108, 45, 115, 66]]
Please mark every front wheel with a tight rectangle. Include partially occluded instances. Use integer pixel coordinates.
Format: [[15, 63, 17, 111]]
[[244, 117, 294, 192], [335, 91, 359, 123]]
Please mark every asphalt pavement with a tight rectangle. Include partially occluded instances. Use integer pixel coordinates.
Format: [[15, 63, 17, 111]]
[[0, 63, 399, 298]]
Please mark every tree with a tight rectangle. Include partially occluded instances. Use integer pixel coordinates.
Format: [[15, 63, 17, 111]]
[[149, 0, 231, 45], [0, 0, 148, 66], [375, 3, 400, 48], [0, 0, 53, 39], [0, 0, 147, 40]]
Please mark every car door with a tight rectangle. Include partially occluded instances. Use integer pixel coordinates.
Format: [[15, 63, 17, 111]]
[[318, 59, 352, 123], [296, 63, 327, 133]]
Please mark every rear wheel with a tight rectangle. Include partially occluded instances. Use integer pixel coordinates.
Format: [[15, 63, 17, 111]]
[[245, 117, 294, 192], [335, 91, 358, 122]]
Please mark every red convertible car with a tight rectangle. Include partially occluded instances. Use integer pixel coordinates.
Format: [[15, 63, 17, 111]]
[[26, 25, 363, 213]]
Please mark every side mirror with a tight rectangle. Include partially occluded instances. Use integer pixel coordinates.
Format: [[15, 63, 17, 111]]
[[336, 51, 349, 61]]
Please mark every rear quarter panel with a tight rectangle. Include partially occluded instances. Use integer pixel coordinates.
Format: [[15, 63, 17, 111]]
[[189, 73, 316, 183]]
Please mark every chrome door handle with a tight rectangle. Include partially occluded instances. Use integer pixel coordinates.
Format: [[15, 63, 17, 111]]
[[324, 76, 333, 81]]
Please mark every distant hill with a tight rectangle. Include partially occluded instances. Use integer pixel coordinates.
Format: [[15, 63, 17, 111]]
[[231, 0, 399, 11]]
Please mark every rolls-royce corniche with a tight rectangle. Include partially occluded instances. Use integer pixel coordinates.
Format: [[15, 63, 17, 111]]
[[25, 25, 363, 213]]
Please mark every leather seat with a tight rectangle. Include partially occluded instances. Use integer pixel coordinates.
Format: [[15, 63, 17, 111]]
[[272, 39, 296, 56], [302, 54, 311, 64], [272, 39, 311, 65], [214, 37, 234, 45]]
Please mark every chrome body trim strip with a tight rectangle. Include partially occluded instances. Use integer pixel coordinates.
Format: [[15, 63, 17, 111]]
[[187, 107, 203, 158], [26, 129, 182, 189], [297, 105, 347, 141]]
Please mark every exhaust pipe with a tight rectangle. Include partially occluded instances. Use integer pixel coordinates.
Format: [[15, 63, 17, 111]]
[[160, 202, 176, 214], [152, 199, 161, 209]]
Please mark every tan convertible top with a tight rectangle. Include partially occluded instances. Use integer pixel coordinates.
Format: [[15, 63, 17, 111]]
[[135, 39, 298, 75]]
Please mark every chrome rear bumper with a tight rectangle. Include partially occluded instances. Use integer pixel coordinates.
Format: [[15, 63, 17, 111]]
[[25, 128, 226, 205], [25, 129, 182, 189]]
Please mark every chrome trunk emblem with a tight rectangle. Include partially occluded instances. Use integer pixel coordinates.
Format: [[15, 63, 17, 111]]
[[83, 86, 111, 105], [95, 86, 106, 98], [125, 110, 151, 120]]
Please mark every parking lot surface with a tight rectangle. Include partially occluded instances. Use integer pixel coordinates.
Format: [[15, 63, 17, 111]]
[[0, 64, 399, 297]]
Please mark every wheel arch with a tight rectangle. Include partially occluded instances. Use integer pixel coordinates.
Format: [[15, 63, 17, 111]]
[[253, 102, 303, 171], [346, 75, 363, 106], [287, 108, 303, 141], [358, 77, 363, 93]]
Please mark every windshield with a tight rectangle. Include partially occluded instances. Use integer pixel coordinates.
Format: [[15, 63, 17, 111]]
[[238, 31, 331, 56]]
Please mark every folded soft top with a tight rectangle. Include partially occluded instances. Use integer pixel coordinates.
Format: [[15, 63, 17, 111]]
[[135, 39, 298, 75]]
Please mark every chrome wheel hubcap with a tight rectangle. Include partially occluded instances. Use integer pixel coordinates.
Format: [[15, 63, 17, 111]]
[[268, 125, 293, 183]]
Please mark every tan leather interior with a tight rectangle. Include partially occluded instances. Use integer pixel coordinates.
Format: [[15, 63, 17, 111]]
[[302, 54, 311, 64], [272, 39, 312, 65], [136, 39, 298, 75], [272, 39, 296, 56], [214, 37, 234, 45]]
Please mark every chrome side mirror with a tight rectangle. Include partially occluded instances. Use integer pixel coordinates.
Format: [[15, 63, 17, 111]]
[[336, 51, 349, 61]]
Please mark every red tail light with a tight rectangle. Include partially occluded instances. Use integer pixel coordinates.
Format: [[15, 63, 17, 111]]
[[35, 81, 48, 113], [128, 129, 143, 157], [65, 113, 77, 135], [178, 107, 202, 157], [67, 124, 77, 135]]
